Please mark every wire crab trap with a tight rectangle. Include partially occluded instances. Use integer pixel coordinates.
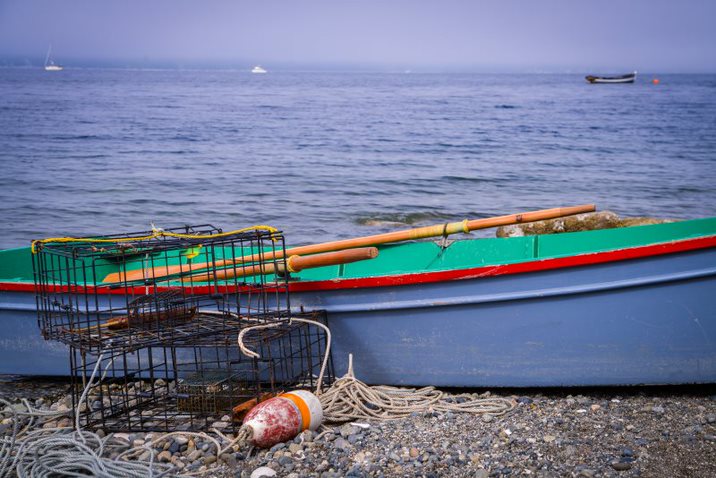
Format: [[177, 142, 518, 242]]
[[70, 311, 333, 433], [32, 224, 292, 352]]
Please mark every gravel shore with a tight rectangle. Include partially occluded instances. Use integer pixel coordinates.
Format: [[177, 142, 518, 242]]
[[2, 377, 715, 477]]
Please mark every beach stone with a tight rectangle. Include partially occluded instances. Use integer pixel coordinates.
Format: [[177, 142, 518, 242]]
[[288, 443, 303, 454], [611, 461, 633, 471], [474, 470, 489, 478], [409, 447, 420, 458], [203, 455, 217, 465], [652, 406, 665, 414], [270, 442, 286, 452], [250, 466, 277, 478], [334, 437, 350, 451], [187, 449, 203, 461], [339, 424, 355, 438], [576, 470, 596, 477], [174, 436, 189, 446], [157, 450, 172, 462]]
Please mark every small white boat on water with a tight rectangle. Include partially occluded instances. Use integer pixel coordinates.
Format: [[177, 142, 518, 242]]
[[251, 65, 267, 74], [44, 45, 63, 71]]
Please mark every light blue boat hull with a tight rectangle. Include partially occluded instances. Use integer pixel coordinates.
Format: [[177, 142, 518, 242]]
[[290, 248, 716, 387], [1, 248, 715, 386]]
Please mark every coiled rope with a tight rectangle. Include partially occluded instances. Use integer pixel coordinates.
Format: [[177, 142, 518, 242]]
[[318, 354, 515, 423]]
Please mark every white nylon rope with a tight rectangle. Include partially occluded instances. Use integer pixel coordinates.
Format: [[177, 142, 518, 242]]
[[0, 354, 241, 478], [318, 354, 516, 423]]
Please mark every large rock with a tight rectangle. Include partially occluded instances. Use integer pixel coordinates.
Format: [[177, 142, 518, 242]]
[[496, 211, 674, 238]]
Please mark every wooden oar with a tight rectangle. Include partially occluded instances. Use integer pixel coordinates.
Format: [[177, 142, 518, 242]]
[[184, 247, 378, 282], [103, 204, 595, 283]]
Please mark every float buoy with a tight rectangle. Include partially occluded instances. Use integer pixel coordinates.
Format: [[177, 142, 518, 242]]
[[652, 78, 660, 85], [241, 390, 323, 448]]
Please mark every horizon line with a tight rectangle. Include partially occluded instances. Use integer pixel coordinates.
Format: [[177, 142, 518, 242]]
[[0, 63, 713, 75], [1, 55, 714, 75]]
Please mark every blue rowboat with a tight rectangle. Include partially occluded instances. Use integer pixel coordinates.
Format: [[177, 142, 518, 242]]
[[1, 218, 715, 386]]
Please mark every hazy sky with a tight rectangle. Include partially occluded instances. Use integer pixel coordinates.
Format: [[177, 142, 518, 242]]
[[1, 0, 714, 72]]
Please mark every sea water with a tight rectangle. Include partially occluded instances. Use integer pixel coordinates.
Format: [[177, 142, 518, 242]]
[[0, 69, 714, 249]]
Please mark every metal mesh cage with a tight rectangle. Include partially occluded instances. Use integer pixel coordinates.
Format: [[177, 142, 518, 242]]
[[32, 224, 291, 352], [70, 311, 333, 432]]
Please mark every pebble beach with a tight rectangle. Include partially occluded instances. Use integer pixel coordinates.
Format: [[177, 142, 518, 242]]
[[2, 378, 715, 477]]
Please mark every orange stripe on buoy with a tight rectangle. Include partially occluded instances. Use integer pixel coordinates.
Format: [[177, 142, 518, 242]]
[[281, 392, 311, 430]]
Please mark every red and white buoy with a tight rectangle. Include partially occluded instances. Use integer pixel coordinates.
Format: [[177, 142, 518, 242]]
[[241, 390, 323, 448]]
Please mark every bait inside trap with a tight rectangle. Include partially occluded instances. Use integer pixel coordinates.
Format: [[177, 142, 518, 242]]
[[69, 311, 333, 432]]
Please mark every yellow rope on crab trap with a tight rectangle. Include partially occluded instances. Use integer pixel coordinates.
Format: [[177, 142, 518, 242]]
[[30, 225, 280, 254]]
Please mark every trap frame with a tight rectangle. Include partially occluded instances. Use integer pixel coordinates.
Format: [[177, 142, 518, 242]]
[[70, 311, 333, 433], [32, 224, 292, 352]]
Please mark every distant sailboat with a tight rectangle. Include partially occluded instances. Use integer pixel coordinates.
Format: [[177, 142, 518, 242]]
[[44, 45, 63, 71], [251, 65, 267, 74]]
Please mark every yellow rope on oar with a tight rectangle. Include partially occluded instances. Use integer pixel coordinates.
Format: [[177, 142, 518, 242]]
[[30, 225, 280, 254]]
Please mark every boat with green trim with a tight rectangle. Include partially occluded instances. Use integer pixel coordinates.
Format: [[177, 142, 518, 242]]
[[1, 217, 715, 386]]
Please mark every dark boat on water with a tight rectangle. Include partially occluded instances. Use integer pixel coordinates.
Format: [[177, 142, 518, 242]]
[[585, 71, 637, 84]]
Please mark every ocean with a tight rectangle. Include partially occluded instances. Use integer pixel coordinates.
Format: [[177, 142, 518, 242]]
[[0, 69, 715, 249]]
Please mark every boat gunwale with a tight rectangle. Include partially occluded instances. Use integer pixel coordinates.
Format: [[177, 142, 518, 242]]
[[1, 234, 714, 295]]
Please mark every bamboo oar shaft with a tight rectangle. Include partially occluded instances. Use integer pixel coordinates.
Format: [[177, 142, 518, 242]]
[[103, 204, 595, 283], [185, 247, 378, 282], [288, 204, 595, 255]]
